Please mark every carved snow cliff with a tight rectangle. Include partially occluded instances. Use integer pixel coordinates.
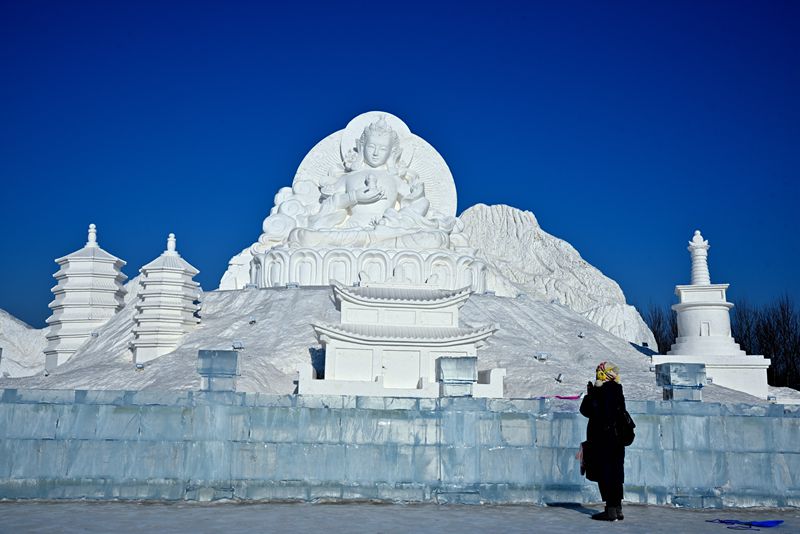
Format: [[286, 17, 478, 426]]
[[0, 310, 46, 378], [460, 203, 656, 348]]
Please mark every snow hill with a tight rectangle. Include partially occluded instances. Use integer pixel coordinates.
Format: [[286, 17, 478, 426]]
[[0, 286, 762, 404]]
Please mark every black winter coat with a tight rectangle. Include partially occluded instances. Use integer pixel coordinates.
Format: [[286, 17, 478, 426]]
[[579, 381, 626, 485]]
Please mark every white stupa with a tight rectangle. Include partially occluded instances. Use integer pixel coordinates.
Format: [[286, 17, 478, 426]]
[[44, 224, 127, 371], [132, 233, 200, 364], [652, 230, 770, 398]]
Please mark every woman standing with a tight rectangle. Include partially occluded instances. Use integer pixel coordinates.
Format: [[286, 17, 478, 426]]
[[580, 361, 626, 521]]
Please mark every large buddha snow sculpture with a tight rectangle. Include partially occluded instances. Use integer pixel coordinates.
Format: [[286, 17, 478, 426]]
[[288, 116, 456, 249], [219, 111, 484, 291]]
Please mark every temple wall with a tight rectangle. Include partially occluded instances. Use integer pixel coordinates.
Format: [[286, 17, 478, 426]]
[[251, 248, 488, 294], [0, 389, 798, 507]]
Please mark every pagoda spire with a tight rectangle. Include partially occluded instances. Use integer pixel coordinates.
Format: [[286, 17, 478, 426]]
[[86, 223, 98, 247]]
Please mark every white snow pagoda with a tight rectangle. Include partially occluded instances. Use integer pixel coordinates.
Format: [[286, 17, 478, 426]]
[[132, 233, 201, 364], [652, 230, 770, 398], [44, 224, 127, 371], [298, 281, 504, 397]]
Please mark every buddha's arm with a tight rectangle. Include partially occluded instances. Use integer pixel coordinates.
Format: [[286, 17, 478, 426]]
[[325, 190, 359, 210], [322, 188, 384, 212], [319, 175, 358, 211]]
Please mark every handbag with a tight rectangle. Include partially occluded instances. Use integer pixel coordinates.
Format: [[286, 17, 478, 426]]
[[580, 440, 600, 482], [614, 408, 636, 447]]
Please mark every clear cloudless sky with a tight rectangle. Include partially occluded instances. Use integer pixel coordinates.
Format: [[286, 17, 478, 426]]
[[1, 1, 798, 328]]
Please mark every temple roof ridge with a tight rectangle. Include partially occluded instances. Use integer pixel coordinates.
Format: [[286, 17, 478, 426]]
[[332, 282, 473, 307], [312, 321, 497, 346]]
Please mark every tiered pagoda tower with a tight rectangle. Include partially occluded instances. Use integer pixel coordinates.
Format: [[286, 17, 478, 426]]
[[44, 224, 127, 371], [132, 233, 201, 364]]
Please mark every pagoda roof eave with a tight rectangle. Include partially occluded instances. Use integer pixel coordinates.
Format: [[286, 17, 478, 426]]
[[55, 245, 126, 265]]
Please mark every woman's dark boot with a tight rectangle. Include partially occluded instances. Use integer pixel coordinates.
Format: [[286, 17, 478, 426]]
[[615, 505, 624, 520], [591, 506, 618, 521]]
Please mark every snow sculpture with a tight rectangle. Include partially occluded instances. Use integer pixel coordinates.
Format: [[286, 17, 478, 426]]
[[44, 224, 127, 371], [220, 111, 487, 292], [652, 230, 770, 398], [132, 233, 201, 364], [288, 115, 457, 249], [298, 282, 504, 397], [218, 111, 655, 348]]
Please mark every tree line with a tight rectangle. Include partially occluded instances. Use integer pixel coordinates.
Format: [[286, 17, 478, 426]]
[[644, 296, 800, 390]]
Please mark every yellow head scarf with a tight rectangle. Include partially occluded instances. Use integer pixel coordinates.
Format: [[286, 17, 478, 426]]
[[595, 361, 621, 386]]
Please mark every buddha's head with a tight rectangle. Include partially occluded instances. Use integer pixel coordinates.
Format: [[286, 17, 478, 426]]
[[359, 117, 399, 168]]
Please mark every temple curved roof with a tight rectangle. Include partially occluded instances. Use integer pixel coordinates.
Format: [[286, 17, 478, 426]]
[[312, 321, 497, 347], [333, 283, 472, 308]]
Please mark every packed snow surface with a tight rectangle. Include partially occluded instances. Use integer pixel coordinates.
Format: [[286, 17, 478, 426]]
[[0, 287, 765, 404]]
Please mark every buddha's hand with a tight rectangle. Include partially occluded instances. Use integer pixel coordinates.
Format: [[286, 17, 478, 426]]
[[320, 184, 337, 197], [343, 149, 359, 171], [408, 180, 425, 199], [355, 187, 383, 204]]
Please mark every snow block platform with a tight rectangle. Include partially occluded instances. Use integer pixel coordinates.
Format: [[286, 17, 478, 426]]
[[0, 388, 798, 507], [197, 350, 239, 392], [656, 363, 706, 401]]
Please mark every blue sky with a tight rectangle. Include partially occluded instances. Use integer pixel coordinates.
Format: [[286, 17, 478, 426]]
[[1, 1, 798, 328]]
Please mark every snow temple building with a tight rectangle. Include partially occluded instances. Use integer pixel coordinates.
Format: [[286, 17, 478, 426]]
[[43, 224, 127, 371], [298, 282, 504, 397], [132, 233, 201, 364], [651, 230, 770, 398]]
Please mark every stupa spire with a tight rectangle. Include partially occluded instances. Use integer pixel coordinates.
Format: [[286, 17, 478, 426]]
[[688, 230, 710, 285]]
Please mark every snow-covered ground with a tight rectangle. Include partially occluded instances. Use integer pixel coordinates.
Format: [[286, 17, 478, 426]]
[[1, 502, 798, 534], [1, 286, 784, 404]]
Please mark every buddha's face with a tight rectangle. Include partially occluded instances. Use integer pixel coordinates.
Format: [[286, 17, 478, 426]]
[[362, 132, 394, 167]]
